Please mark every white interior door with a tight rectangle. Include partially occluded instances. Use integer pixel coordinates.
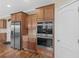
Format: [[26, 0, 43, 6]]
[[55, 1, 79, 58]]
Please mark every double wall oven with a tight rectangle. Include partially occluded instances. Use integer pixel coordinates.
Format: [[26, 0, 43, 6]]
[[37, 21, 54, 48]]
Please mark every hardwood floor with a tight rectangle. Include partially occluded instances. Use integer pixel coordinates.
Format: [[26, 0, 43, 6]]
[[0, 42, 51, 58]]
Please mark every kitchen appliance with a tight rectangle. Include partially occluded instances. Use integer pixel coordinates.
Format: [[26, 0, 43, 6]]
[[37, 21, 53, 48], [11, 21, 22, 50], [37, 37, 52, 47], [37, 21, 53, 34]]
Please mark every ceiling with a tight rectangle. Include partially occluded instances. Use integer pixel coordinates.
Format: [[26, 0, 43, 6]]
[[0, 0, 54, 19]]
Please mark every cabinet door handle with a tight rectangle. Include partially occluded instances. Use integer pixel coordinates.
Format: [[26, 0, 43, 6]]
[[57, 40, 60, 42]]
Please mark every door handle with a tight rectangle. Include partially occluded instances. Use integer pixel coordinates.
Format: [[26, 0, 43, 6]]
[[57, 40, 60, 42], [78, 40, 79, 44]]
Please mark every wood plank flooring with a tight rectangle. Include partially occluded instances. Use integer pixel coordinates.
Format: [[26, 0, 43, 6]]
[[0, 42, 50, 58]]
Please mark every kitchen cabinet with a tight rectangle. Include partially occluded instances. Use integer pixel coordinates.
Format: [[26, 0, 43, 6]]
[[0, 20, 7, 28], [22, 35, 29, 50], [36, 4, 54, 21], [36, 8, 44, 20], [27, 15, 32, 31], [28, 40, 37, 51], [0, 33, 6, 43], [11, 12, 22, 21], [28, 14, 37, 38], [11, 14, 16, 21], [27, 14, 37, 51], [44, 4, 54, 20], [31, 14, 37, 30], [11, 11, 28, 35]]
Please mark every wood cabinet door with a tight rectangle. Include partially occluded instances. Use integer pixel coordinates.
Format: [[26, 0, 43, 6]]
[[0, 20, 7, 28], [31, 15, 37, 29], [36, 8, 44, 20], [27, 15, 37, 51], [28, 38, 37, 51], [44, 5, 54, 20], [27, 16, 32, 32], [22, 36, 29, 49], [0, 33, 6, 43], [11, 14, 16, 21], [11, 13, 21, 21], [16, 13, 22, 21]]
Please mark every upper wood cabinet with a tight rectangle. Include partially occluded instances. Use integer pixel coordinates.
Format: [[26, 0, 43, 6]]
[[0, 20, 7, 28], [36, 4, 54, 20], [11, 11, 29, 35], [36, 8, 44, 19], [27, 14, 37, 30], [31, 14, 37, 29], [11, 14, 16, 21], [11, 11, 28, 21], [44, 4, 54, 20]]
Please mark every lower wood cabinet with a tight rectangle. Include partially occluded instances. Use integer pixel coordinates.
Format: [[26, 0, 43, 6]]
[[22, 35, 29, 50], [22, 35, 37, 51], [0, 33, 6, 43], [28, 38, 37, 51]]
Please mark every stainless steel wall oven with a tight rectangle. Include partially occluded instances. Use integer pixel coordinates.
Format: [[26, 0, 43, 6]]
[[37, 21, 53, 48]]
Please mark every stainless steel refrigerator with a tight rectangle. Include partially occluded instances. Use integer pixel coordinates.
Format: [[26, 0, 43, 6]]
[[11, 21, 22, 50]]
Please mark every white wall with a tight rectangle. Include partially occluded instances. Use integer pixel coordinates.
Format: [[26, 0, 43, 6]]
[[55, 0, 79, 58]]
